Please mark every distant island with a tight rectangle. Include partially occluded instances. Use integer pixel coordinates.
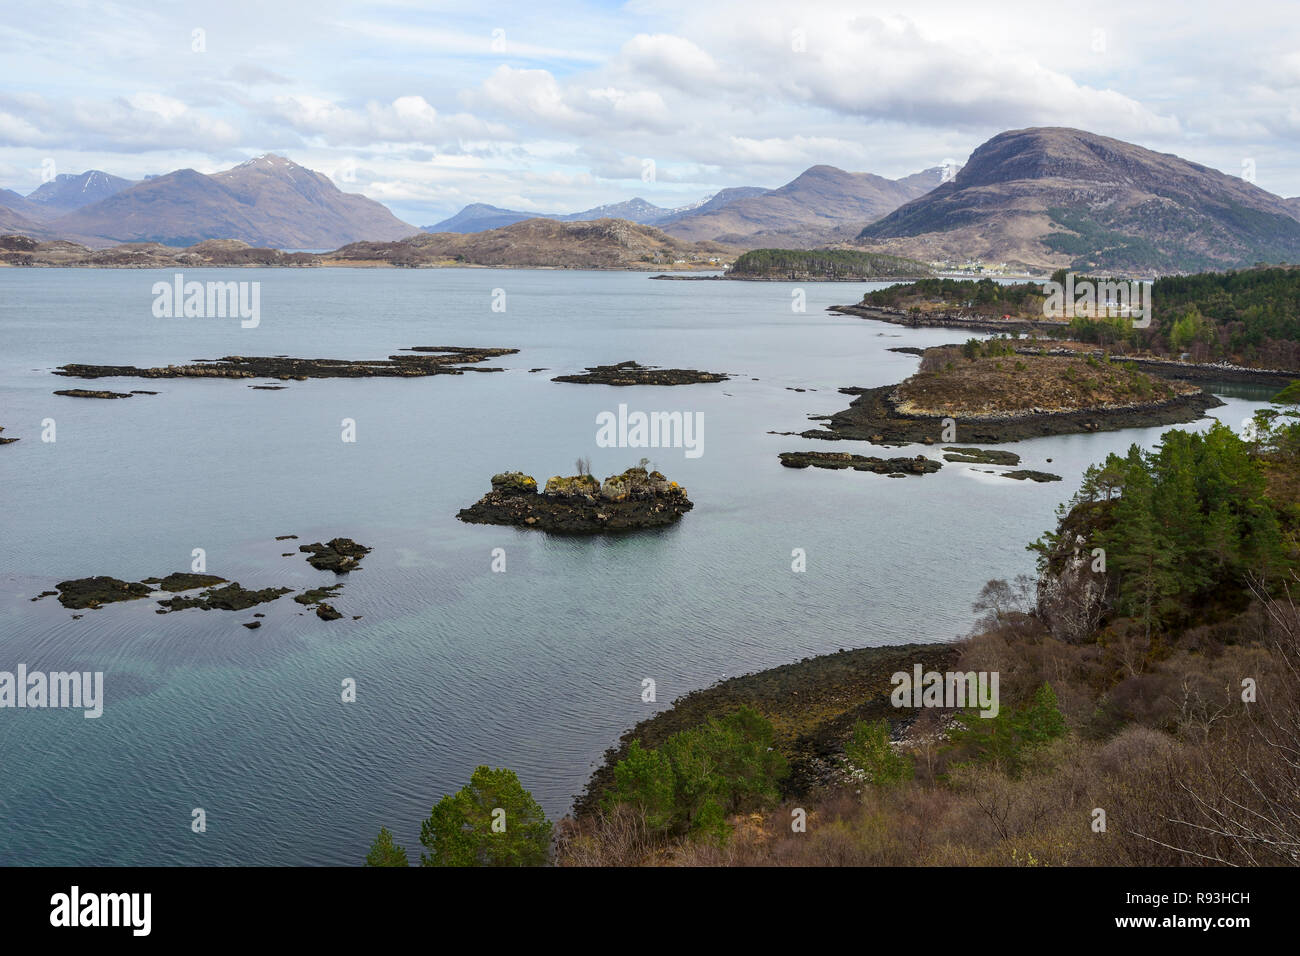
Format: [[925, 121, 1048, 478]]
[[723, 248, 931, 280]]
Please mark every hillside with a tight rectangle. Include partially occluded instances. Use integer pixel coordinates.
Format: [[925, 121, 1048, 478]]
[[46, 155, 419, 249], [326, 217, 736, 269], [856, 127, 1300, 273], [663, 165, 944, 247]]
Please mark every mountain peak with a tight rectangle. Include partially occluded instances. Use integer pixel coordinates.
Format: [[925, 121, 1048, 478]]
[[25, 169, 136, 214], [237, 153, 297, 168], [857, 127, 1300, 272]]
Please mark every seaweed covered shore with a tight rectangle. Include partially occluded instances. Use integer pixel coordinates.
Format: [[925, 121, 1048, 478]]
[[572, 641, 958, 818]]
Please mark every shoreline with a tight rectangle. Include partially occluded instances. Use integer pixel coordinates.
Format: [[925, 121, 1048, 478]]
[[833, 304, 1300, 385], [831, 302, 1073, 334], [572, 641, 959, 819]]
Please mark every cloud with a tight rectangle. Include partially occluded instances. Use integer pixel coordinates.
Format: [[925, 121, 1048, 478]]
[[0, 91, 241, 151], [2, 0, 1299, 216], [260, 94, 507, 146], [471, 66, 677, 134], [620, 34, 733, 90]]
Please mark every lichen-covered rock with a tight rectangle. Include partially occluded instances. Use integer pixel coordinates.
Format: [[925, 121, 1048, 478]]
[[543, 474, 600, 498], [490, 472, 537, 494]]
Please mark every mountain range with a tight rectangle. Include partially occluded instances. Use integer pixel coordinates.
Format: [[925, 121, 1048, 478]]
[[425, 168, 943, 248], [0, 156, 418, 249], [423, 195, 726, 232], [5, 130, 1300, 273]]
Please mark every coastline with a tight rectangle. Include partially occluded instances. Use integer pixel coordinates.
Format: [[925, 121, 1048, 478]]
[[572, 641, 959, 819], [802, 383, 1225, 445], [832, 304, 1300, 385]]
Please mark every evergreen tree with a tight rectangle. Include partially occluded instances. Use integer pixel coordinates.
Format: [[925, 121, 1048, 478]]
[[364, 827, 409, 867], [419, 766, 552, 867]]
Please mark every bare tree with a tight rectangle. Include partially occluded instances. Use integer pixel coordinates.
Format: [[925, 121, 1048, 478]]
[[1131, 573, 1300, 865]]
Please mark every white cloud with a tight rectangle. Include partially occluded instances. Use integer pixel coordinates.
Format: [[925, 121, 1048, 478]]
[[2, 0, 1299, 219]]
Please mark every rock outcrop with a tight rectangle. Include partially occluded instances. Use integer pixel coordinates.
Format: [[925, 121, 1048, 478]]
[[299, 538, 371, 573], [1035, 500, 1117, 641], [457, 467, 693, 533]]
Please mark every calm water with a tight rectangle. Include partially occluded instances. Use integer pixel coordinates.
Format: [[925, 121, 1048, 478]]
[[0, 268, 1267, 865]]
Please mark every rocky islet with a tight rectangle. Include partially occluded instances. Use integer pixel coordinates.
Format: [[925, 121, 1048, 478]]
[[457, 466, 693, 533]]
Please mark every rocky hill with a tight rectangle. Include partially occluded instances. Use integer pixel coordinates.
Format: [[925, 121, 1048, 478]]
[[328, 217, 735, 269], [856, 127, 1300, 273]]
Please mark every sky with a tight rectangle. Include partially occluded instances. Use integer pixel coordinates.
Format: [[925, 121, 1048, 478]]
[[2, 0, 1298, 225]]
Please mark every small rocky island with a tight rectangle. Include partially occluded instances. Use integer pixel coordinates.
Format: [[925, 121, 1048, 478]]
[[52, 346, 517, 382], [777, 451, 941, 476], [298, 538, 371, 572], [41, 536, 371, 622], [552, 360, 728, 386], [457, 466, 693, 533], [801, 346, 1222, 445], [54, 388, 139, 399]]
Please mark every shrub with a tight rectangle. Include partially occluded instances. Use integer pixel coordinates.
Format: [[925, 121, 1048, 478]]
[[605, 706, 788, 840], [605, 740, 675, 832], [949, 682, 1068, 776], [845, 718, 914, 785]]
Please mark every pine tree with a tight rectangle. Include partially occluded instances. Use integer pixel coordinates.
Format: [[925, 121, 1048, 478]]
[[364, 827, 409, 866]]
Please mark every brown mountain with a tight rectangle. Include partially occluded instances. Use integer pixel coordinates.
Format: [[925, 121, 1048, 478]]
[[662, 165, 944, 247], [327, 217, 736, 269], [856, 127, 1300, 273], [48, 155, 419, 249]]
